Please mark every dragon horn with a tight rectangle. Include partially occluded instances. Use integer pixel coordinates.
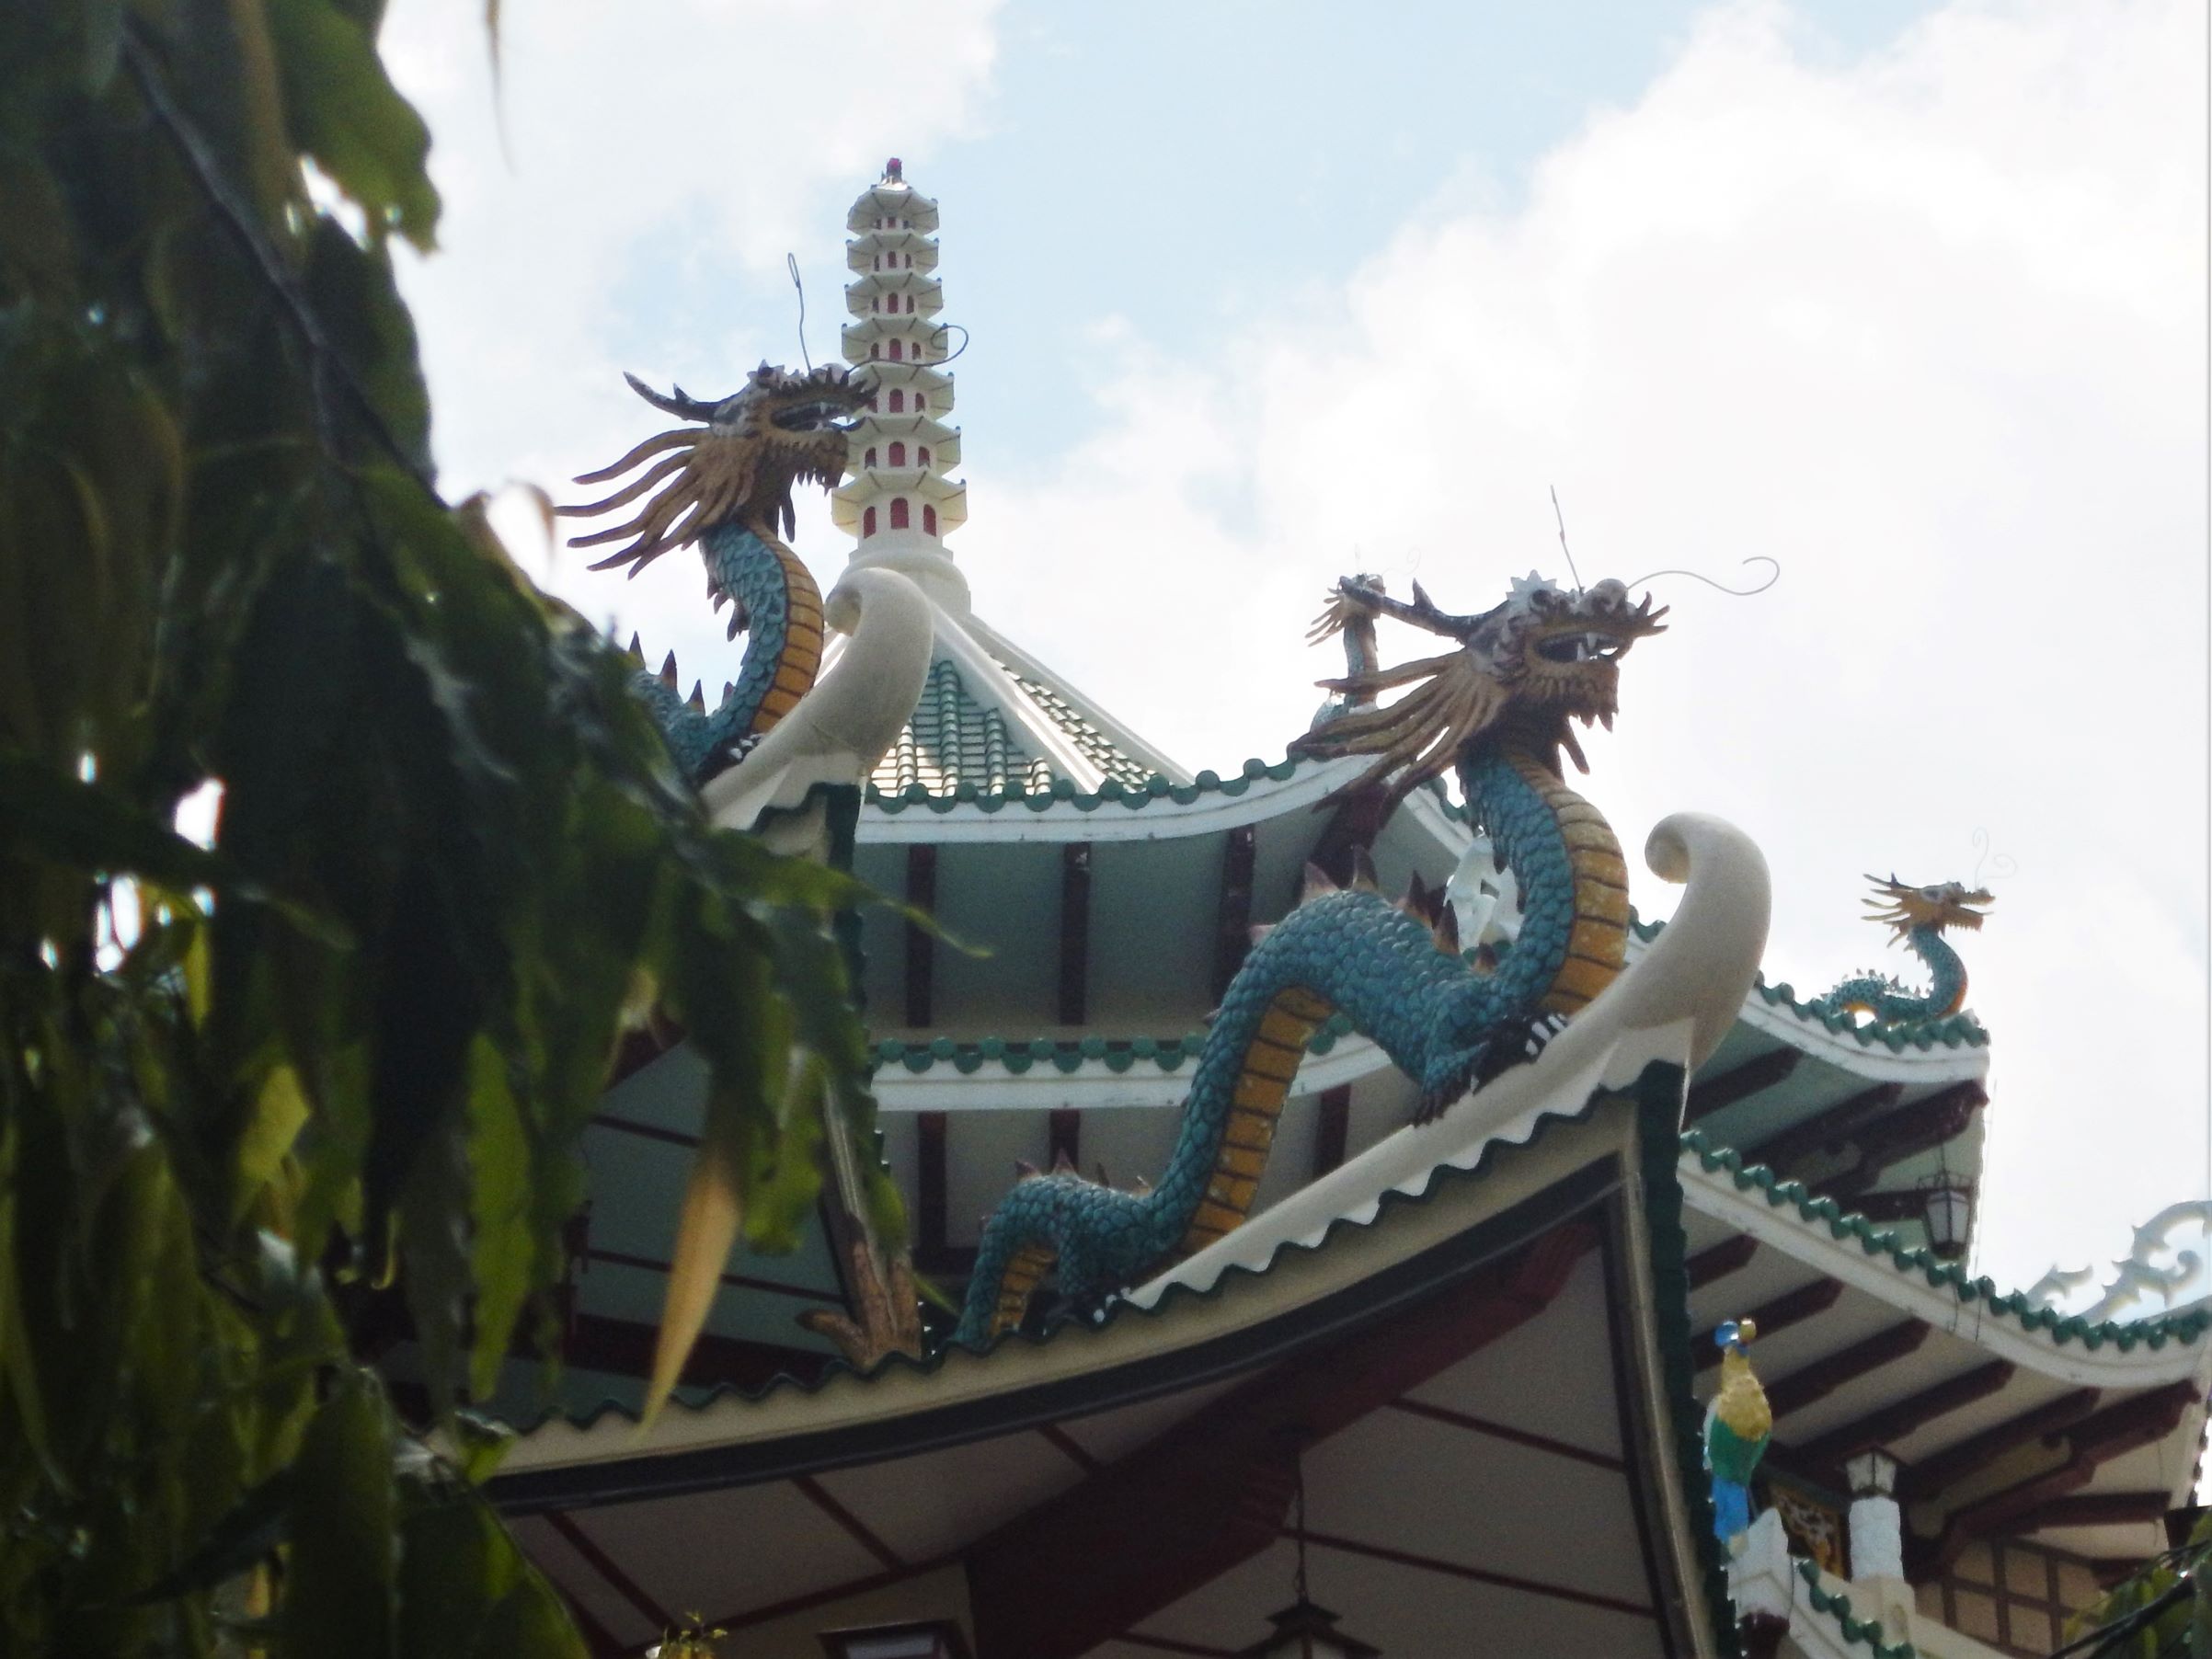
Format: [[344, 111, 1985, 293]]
[[1301, 862, 1338, 903], [625, 632, 643, 662], [1349, 847, 1380, 893], [1014, 1160, 1040, 1180], [1437, 904, 1461, 955], [687, 681, 705, 714], [659, 651, 679, 687], [623, 372, 723, 422]]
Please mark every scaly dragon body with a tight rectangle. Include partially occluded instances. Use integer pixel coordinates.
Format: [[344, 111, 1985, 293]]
[[953, 571, 1666, 1347], [561, 363, 867, 783], [1809, 875, 1990, 1024]]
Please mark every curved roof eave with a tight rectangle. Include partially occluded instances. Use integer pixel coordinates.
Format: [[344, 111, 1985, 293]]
[[1680, 1134, 2212, 1386]]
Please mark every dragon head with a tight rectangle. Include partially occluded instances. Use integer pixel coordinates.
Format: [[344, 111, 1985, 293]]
[[1862, 875, 1993, 940], [1295, 570, 1668, 804], [559, 361, 872, 573]]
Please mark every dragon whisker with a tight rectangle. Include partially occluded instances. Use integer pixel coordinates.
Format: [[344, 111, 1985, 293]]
[[572, 427, 697, 486], [558, 452, 694, 519]]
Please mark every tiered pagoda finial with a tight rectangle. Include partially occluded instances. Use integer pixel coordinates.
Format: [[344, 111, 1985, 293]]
[[834, 159, 969, 609]]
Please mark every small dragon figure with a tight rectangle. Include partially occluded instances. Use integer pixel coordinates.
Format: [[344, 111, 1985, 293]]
[[559, 362, 871, 782], [950, 570, 1666, 1347], [1808, 875, 1991, 1024]]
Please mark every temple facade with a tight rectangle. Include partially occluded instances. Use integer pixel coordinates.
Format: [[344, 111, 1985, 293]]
[[481, 164, 2210, 1659]]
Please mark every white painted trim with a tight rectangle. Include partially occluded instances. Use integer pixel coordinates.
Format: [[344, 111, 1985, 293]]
[[874, 1033, 1397, 1114], [1679, 1159, 2212, 1390]]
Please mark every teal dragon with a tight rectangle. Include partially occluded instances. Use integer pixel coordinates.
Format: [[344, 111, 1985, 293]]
[[1808, 875, 1990, 1024], [953, 570, 1668, 1347], [559, 361, 870, 782]]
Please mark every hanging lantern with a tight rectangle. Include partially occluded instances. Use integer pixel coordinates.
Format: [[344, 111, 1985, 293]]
[[1240, 1435, 1382, 1657], [1843, 1447, 1900, 1500], [1919, 1178, 1973, 1259], [1236, 1598, 1381, 1659]]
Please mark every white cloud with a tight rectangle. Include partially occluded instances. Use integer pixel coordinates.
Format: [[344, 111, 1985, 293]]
[[379, 0, 1004, 659], [956, 0, 2207, 1288]]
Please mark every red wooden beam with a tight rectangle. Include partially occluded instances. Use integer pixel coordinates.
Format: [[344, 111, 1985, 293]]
[[1898, 1388, 2101, 1501], [1763, 1320, 1930, 1419], [2009, 1491, 2175, 1533], [1685, 1047, 1801, 1125], [1827, 1081, 1989, 1199], [1694, 1277, 1843, 1371], [1745, 1082, 1902, 1175], [1388, 1397, 1626, 1472], [1210, 824, 1257, 1002], [1794, 1360, 2015, 1470], [903, 844, 936, 1027], [965, 1223, 1600, 1659], [1059, 842, 1092, 1025], [1685, 1234, 1759, 1290], [1910, 1384, 2198, 1573], [544, 1510, 672, 1638], [1289, 1527, 1656, 1619], [1311, 1084, 1352, 1180], [792, 1473, 908, 1572]]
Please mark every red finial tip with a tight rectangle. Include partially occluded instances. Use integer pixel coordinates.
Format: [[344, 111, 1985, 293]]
[[885, 157, 903, 181]]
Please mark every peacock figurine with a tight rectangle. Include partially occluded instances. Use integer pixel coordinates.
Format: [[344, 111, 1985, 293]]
[[1704, 1318, 1772, 1553]]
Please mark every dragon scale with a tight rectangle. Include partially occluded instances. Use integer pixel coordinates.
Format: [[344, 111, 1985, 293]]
[[634, 523, 828, 780], [956, 738, 1637, 1348]]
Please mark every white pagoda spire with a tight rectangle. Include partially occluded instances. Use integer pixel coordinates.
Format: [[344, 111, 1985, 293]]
[[833, 158, 970, 612]]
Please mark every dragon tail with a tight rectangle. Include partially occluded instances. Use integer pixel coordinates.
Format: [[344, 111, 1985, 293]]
[[1177, 985, 1335, 1255]]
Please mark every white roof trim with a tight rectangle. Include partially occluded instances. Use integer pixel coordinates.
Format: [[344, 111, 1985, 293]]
[[1680, 1158, 2212, 1390]]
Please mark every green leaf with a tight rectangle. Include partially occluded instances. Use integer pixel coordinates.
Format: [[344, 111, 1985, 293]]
[[0, 752, 227, 887], [124, 1470, 293, 1604], [464, 1036, 533, 1402], [265, 0, 441, 249], [279, 1371, 395, 1659]]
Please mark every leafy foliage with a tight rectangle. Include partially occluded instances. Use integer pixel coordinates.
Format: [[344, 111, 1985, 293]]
[[0, 1, 900, 1649], [2063, 1514, 2212, 1659]]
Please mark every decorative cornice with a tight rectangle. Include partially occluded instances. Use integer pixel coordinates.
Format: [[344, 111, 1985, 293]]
[[1794, 1562, 1918, 1659], [1680, 1130, 2212, 1356]]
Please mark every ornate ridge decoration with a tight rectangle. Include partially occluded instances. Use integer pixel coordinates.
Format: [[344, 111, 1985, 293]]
[[1810, 875, 1992, 1025], [1294, 571, 1667, 809], [946, 566, 1666, 1349], [559, 362, 872, 783]]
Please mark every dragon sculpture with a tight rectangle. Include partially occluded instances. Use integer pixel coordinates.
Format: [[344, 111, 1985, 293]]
[[559, 361, 871, 782], [951, 570, 1667, 1347], [1808, 875, 1990, 1024]]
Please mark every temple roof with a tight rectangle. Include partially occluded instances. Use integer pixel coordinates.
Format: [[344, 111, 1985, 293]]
[[867, 656, 1158, 801]]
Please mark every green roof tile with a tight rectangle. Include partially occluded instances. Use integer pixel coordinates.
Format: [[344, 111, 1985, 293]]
[[1680, 1128, 2212, 1351]]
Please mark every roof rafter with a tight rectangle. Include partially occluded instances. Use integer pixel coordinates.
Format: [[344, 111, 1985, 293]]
[[964, 1221, 1599, 1659], [1793, 1359, 2015, 1470], [1764, 1320, 1930, 1418], [1694, 1277, 1844, 1372]]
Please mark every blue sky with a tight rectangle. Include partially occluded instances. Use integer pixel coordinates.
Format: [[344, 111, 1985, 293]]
[[384, 0, 2206, 1301]]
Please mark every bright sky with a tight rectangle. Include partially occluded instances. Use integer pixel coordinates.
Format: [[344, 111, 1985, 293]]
[[382, 0, 2208, 1300]]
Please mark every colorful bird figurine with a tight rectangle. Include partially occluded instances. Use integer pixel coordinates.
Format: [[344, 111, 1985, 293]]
[[1704, 1318, 1772, 1553]]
